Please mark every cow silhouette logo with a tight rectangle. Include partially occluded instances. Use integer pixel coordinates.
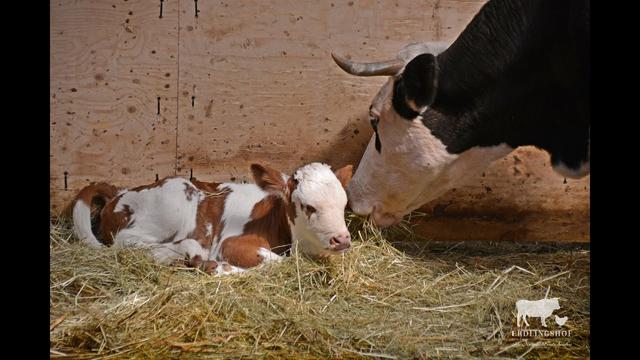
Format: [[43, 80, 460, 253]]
[[515, 297, 566, 327]]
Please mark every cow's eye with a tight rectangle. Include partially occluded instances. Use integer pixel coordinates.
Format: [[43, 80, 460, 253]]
[[369, 114, 379, 130], [369, 114, 382, 153]]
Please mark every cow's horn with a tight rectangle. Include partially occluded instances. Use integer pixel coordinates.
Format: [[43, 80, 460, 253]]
[[331, 53, 404, 76]]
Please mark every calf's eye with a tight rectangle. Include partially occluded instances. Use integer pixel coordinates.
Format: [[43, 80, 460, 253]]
[[302, 204, 317, 217]]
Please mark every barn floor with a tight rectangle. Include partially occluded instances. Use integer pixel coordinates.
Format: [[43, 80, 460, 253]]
[[50, 214, 589, 359]]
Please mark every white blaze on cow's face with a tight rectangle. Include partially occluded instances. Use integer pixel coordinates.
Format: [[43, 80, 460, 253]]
[[347, 78, 512, 227], [290, 163, 352, 258]]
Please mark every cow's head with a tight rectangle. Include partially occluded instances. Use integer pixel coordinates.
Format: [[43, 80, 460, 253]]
[[331, 43, 513, 227], [250, 162, 353, 258]]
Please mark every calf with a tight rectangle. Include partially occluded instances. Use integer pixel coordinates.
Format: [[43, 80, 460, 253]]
[[69, 162, 353, 274]]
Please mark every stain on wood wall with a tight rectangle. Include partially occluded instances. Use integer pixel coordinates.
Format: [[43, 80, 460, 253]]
[[50, 0, 589, 242]]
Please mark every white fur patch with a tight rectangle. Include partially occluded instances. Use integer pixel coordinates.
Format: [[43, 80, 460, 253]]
[[292, 163, 348, 210], [72, 201, 103, 248], [257, 247, 284, 263], [205, 223, 213, 237], [290, 163, 349, 257], [214, 262, 246, 276], [150, 238, 209, 265], [405, 143, 513, 212], [111, 178, 201, 253]]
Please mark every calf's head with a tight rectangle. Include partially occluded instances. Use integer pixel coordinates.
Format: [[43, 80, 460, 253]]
[[250, 162, 353, 258]]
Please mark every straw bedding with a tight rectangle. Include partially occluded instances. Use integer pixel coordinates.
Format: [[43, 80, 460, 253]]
[[50, 213, 589, 359]]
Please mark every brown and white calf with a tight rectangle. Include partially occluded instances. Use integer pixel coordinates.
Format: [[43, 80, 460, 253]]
[[69, 162, 353, 274]]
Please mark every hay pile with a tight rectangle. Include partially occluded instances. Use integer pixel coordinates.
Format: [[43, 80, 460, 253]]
[[50, 213, 589, 359]]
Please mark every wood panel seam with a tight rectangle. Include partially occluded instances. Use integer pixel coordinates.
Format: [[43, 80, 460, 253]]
[[174, 0, 181, 176]]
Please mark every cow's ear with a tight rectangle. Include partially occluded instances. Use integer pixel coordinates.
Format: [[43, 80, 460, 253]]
[[400, 53, 438, 111], [250, 164, 286, 195], [334, 165, 353, 189]]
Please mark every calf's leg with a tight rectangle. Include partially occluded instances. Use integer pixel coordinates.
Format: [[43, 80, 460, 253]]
[[220, 234, 281, 269], [147, 238, 208, 264]]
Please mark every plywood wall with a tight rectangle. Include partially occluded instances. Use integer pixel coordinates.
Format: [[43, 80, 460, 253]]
[[50, 0, 589, 242], [51, 0, 180, 209]]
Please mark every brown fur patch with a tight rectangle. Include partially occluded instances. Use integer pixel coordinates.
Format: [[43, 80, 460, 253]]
[[65, 182, 120, 218], [220, 194, 292, 268], [98, 197, 133, 245], [67, 183, 121, 245], [245, 195, 292, 255], [251, 164, 286, 194], [75, 183, 119, 206], [220, 234, 271, 268], [187, 179, 228, 251], [334, 164, 353, 189]]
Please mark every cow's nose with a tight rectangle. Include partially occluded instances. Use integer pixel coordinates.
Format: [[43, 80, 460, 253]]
[[348, 199, 373, 216], [330, 233, 351, 251], [371, 206, 401, 228], [346, 186, 372, 216]]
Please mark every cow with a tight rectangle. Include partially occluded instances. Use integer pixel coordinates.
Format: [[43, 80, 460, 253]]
[[515, 298, 561, 327], [331, 0, 590, 227], [68, 162, 354, 275]]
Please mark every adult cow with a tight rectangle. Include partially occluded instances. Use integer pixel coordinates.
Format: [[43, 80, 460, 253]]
[[331, 0, 589, 227]]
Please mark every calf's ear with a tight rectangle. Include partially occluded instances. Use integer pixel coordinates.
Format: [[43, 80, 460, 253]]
[[250, 164, 287, 195], [334, 165, 353, 189]]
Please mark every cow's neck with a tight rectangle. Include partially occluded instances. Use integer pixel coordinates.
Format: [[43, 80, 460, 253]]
[[437, 1, 540, 104], [430, 0, 589, 170], [242, 195, 292, 255]]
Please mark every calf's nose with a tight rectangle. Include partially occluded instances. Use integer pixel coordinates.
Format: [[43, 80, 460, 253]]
[[330, 233, 351, 251]]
